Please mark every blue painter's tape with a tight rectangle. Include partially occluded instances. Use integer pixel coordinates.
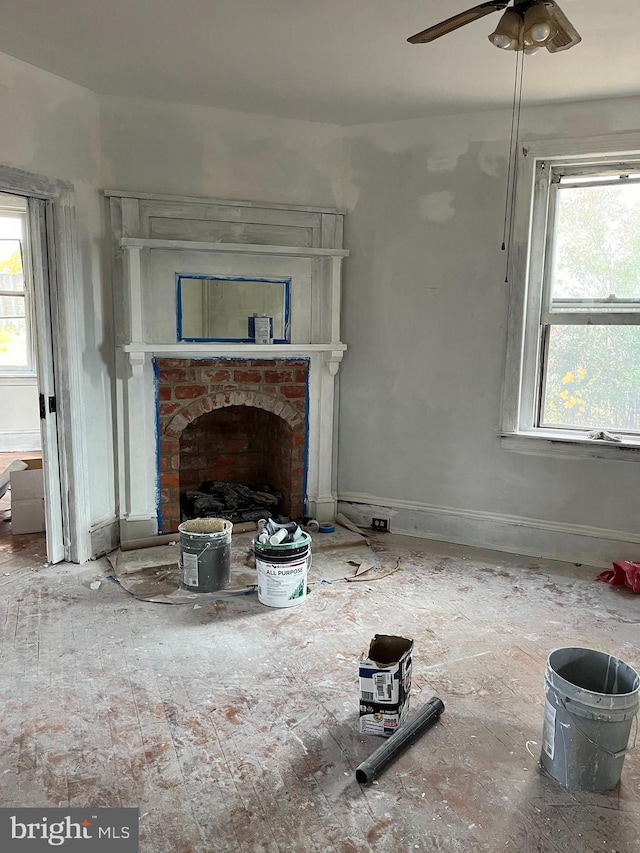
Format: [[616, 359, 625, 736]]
[[319, 523, 335, 534]]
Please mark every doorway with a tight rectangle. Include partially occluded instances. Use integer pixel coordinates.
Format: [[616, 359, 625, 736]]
[[0, 190, 64, 563]]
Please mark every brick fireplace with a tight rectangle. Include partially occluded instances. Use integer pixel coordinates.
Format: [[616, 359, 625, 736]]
[[156, 358, 309, 532], [109, 191, 346, 543]]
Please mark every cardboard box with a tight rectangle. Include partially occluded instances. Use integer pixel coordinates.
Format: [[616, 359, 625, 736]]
[[359, 634, 413, 737], [10, 458, 44, 501], [11, 498, 46, 534], [10, 459, 45, 534]]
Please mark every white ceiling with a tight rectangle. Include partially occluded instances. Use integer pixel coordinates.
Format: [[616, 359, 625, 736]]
[[1, 0, 638, 125]]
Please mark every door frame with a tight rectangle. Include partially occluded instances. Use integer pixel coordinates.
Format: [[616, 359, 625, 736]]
[[0, 165, 91, 563]]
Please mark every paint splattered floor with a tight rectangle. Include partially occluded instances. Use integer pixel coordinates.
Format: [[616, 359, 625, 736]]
[[0, 532, 638, 852]]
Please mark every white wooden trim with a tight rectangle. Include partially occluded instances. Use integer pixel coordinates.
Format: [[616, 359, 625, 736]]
[[0, 375, 38, 386], [541, 311, 640, 325], [501, 132, 640, 444], [104, 189, 345, 215], [0, 166, 91, 562], [122, 342, 346, 355], [338, 493, 640, 567], [48, 195, 92, 563], [500, 431, 640, 460], [29, 200, 65, 563], [120, 237, 349, 258], [124, 246, 143, 344]]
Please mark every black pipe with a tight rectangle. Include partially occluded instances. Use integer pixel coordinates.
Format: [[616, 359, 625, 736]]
[[355, 696, 445, 784]]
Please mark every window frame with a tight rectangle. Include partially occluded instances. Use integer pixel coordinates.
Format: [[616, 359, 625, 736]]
[[0, 200, 36, 378], [500, 133, 640, 459]]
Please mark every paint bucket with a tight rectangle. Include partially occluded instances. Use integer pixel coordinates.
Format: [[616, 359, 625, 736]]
[[254, 531, 312, 608], [541, 647, 640, 792], [178, 518, 233, 592]]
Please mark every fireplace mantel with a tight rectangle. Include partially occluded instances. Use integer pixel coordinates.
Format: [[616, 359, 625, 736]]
[[108, 191, 348, 541]]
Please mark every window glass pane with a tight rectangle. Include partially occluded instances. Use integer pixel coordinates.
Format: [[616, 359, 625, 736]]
[[550, 183, 640, 302], [0, 294, 25, 318], [0, 317, 28, 368], [0, 217, 23, 240], [541, 325, 640, 432], [0, 238, 24, 292]]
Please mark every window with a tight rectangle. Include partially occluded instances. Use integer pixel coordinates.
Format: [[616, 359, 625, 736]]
[[0, 194, 34, 375], [503, 147, 640, 451]]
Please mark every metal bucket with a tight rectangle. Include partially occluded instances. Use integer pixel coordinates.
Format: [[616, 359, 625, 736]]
[[541, 647, 640, 792], [178, 518, 233, 592], [254, 531, 311, 608]]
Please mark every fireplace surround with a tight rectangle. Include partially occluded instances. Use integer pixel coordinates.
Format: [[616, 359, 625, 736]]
[[108, 191, 347, 542]]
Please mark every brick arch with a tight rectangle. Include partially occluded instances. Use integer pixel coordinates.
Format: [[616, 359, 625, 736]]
[[164, 390, 303, 438], [156, 357, 309, 532]]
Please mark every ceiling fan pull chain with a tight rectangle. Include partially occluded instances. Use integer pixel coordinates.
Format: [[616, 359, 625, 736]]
[[504, 39, 526, 282], [501, 40, 521, 252]]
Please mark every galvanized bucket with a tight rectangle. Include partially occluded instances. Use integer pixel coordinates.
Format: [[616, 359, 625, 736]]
[[541, 647, 640, 792], [178, 518, 232, 592]]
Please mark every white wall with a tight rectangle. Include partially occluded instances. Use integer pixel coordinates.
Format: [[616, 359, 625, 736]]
[[100, 95, 346, 207], [0, 53, 115, 541], [338, 97, 640, 566], [0, 381, 40, 451]]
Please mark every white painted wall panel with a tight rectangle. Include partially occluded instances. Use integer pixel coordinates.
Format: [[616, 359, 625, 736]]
[[0, 383, 40, 451]]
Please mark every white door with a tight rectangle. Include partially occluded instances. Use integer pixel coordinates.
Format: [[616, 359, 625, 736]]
[[28, 199, 65, 563]]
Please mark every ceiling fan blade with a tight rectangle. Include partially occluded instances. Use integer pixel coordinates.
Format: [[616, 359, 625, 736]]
[[407, 1, 509, 44], [544, 0, 582, 52]]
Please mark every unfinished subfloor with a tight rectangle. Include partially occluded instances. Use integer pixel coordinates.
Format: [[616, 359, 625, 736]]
[[0, 529, 639, 852]]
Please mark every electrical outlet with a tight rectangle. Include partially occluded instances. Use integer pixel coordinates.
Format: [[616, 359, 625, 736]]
[[371, 518, 389, 532]]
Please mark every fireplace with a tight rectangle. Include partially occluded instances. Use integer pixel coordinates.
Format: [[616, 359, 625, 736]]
[[157, 358, 308, 532], [108, 191, 346, 543]]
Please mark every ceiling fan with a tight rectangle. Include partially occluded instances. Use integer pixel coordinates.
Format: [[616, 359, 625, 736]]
[[408, 0, 581, 53]]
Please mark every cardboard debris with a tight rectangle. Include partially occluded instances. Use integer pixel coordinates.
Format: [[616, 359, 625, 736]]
[[346, 558, 401, 583], [359, 635, 414, 737], [335, 512, 371, 544]]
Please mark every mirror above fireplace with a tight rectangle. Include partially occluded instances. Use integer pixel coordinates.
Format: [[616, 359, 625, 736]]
[[177, 274, 290, 343]]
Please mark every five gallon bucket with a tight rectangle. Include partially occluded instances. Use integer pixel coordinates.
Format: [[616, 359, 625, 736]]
[[541, 647, 640, 792], [254, 531, 311, 608], [178, 518, 232, 592]]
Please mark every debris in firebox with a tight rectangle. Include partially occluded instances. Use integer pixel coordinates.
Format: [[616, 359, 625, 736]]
[[180, 481, 283, 524]]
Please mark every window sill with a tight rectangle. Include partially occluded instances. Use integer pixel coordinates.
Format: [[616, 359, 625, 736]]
[[499, 430, 640, 462], [0, 374, 37, 386]]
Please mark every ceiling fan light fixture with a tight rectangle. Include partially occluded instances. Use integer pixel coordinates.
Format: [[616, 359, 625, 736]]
[[488, 8, 522, 50], [523, 2, 555, 45]]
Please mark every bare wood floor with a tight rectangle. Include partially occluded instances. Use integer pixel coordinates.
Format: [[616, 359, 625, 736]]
[[0, 531, 638, 852]]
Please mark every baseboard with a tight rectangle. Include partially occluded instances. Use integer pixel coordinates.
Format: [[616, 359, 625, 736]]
[[337, 493, 640, 568], [89, 516, 120, 559], [0, 430, 41, 452]]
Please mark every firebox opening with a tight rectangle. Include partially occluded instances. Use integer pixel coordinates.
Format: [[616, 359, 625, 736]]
[[178, 406, 304, 525]]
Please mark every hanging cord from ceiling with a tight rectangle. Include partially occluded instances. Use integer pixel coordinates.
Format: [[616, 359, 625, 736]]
[[502, 30, 527, 283]]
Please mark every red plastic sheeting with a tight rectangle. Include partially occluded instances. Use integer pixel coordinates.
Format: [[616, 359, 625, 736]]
[[598, 561, 640, 595]]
